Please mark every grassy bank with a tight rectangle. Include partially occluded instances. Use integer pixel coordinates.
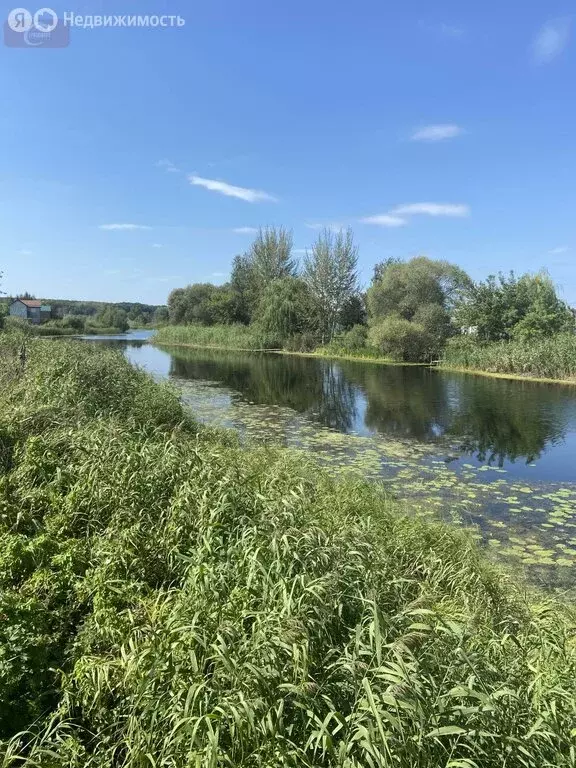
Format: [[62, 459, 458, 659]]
[[442, 334, 576, 383], [154, 323, 282, 350], [1, 335, 576, 766]]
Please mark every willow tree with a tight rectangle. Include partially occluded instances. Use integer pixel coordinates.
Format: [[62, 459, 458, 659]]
[[303, 228, 359, 342]]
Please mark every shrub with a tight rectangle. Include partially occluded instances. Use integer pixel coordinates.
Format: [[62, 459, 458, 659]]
[[368, 316, 432, 361], [341, 323, 368, 350]]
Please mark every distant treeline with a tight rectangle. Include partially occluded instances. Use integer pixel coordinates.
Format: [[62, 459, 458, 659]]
[[0, 295, 169, 332], [159, 226, 575, 367]]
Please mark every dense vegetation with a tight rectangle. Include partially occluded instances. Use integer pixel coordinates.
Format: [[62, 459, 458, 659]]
[[443, 333, 576, 381], [0, 296, 167, 334], [158, 228, 575, 377], [1, 334, 576, 766]]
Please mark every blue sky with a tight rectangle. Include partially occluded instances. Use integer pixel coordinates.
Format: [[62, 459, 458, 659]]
[[1, 0, 575, 305]]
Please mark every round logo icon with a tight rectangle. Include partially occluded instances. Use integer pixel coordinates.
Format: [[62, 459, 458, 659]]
[[7, 7, 33, 32], [33, 7, 57, 32]]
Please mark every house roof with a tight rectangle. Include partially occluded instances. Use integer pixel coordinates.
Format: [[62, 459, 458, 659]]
[[17, 299, 42, 308]]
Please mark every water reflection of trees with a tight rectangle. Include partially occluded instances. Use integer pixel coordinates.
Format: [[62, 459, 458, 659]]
[[447, 376, 568, 465], [166, 347, 571, 466], [168, 348, 357, 432]]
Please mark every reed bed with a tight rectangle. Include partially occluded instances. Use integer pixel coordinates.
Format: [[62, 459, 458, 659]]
[[442, 334, 576, 381], [0, 336, 575, 767], [154, 323, 281, 350]]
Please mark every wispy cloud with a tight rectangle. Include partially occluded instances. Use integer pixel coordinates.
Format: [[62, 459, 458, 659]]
[[360, 214, 407, 227], [18, 248, 33, 256], [104, 269, 121, 276], [294, 248, 310, 254], [233, 226, 259, 234], [99, 223, 152, 231], [361, 202, 470, 228], [390, 203, 470, 217], [533, 18, 571, 64], [156, 159, 181, 173], [188, 175, 277, 203], [305, 222, 345, 232], [211, 271, 228, 278], [151, 243, 164, 248], [148, 275, 182, 283], [548, 246, 570, 255], [411, 124, 462, 142]]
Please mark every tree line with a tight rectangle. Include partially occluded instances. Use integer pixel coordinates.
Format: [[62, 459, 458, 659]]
[[166, 226, 575, 361]]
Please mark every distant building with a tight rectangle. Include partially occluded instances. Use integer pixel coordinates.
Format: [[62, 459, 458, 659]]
[[9, 299, 52, 325]]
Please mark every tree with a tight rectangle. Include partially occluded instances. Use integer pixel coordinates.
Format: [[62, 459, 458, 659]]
[[94, 306, 129, 332], [367, 256, 470, 322], [153, 306, 169, 324], [230, 254, 258, 324], [249, 226, 296, 284], [303, 228, 359, 342], [254, 277, 315, 341], [454, 271, 575, 342]]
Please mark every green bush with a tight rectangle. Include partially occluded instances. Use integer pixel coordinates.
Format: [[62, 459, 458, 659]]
[[368, 316, 432, 362]]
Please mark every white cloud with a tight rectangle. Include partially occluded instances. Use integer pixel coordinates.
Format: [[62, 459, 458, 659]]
[[99, 223, 152, 231], [233, 226, 259, 234], [390, 203, 470, 217], [104, 269, 121, 276], [549, 246, 569, 255], [360, 214, 407, 227], [18, 248, 33, 256], [305, 222, 345, 232], [188, 175, 277, 203], [211, 271, 228, 278], [294, 248, 310, 254], [533, 18, 571, 64], [411, 124, 462, 142], [361, 202, 470, 228], [151, 243, 164, 248]]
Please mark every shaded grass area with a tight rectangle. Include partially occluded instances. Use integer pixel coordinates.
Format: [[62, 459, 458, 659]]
[[442, 334, 576, 382], [0, 336, 575, 766]]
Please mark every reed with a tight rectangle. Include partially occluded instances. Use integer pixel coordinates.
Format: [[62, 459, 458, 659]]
[[442, 334, 576, 381], [0, 337, 575, 767]]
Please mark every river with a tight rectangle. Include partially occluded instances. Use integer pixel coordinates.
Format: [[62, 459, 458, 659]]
[[84, 330, 576, 590]]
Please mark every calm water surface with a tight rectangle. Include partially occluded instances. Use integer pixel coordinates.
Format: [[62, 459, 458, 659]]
[[87, 331, 576, 589]]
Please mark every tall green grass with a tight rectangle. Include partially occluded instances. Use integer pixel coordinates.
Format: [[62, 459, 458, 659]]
[[154, 323, 282, 350], [442, 334, 576, 381], [0, 336, 575, 766]]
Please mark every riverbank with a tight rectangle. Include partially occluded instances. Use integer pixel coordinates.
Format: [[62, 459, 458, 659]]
[[1, 333, 575, 765], [439, 364, 576, 386]]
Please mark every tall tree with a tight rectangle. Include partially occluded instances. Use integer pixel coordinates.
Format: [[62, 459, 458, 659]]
[[303, 228, 359, 341], [249, 226, 296, 284]]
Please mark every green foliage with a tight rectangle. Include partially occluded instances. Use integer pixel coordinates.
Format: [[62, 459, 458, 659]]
[[0, 340, 575, 766], [255, 277, 315, 341], [168, 284, 241, 326], [92, 306, 129, 333], [368, 316, 433, 362], [443, 333, 576, 380], [154, 323, 281, 350], [367, 256, 471, 322], [367, 257, 470, 360], [303, 228, 360, 341], [454, 271, 575, 342], [340, 323, 368, 351]]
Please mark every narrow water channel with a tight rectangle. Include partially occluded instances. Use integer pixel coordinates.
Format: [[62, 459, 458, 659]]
[[83, 331, 576, 590]]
